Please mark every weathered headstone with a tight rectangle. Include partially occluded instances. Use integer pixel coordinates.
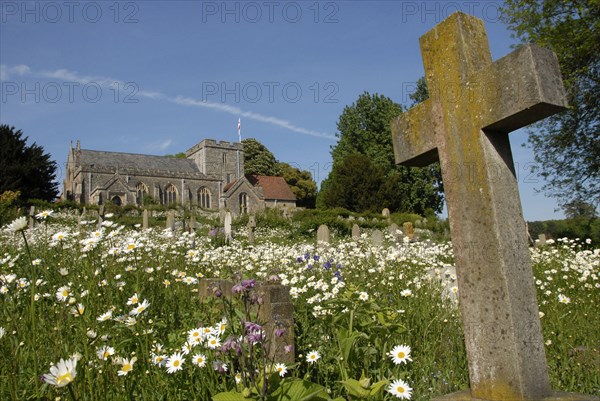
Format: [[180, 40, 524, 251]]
[[351, 224, 361, 239], [224, 211, 232, 243], [402, 222, 414, 242], [536, 233, 547, 248], [371, 229, 383, 246], [189, 213, 196, 233], [28, 206, 35, 228], [389, 223, 401, 242], [166, 210, 175, 231], [96, 215, 103, 229], [142, 209, 149, 230], [98, 204, 105, 217], [198, 279, 294, 364], [317, 224, 329, 244], [391, 12, 588, 401], [247, 215, 257, 244], [414, 219, 422, 228], [381, 208, 390, 218]]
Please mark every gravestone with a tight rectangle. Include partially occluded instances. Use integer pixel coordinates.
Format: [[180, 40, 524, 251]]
[[390, 12, 590, 401], [381, 208, 390, 218], [247, 215, 257, 244], [28, 206, 35, 228], [317, 224, 329, 244], [389, 223, 401, 242], [224, 211, 232, 243], [536, 234, 547, 248], [351, 224, 361, 239], [98, 204, 105, 217], [142, 209, 149, 230], [189, 213, 196, 233], [96, 215, 103, 230], [402, 222, 414, 242], [414, 219, 422, 228], [166, 210, 175, 231], [371, 229, 383, 247], [198, 279, 294, 364]]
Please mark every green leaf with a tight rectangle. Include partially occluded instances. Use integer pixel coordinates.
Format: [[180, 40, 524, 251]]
[[369, 380, 390, 396], [340, 378, 371, 398], [267, 378, 330, 401], [213, 391, 254, 401]]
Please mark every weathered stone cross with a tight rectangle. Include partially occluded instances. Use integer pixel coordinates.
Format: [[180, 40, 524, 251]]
[[392, 13, 593, 401]]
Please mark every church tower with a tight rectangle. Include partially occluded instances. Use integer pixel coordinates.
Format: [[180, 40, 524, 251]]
[[185, 139, 244, 184]]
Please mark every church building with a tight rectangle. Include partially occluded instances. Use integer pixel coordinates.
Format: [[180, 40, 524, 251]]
[[62, 139, 296, 216]]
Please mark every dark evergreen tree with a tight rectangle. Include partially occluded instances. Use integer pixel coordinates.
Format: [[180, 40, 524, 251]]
[[0, 125, 59, 203], [242, 138, 282, 176]]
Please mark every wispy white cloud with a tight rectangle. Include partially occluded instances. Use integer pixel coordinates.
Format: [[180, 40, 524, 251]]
[[0, 64, 31, 80], [4, 64, 335, 140], [145, 138, 174, 152]]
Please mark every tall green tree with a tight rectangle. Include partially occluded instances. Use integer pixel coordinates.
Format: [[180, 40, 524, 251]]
[[242, 138, 282, 176], [318, 92, 443, 214], [0, 125, 59, 202], [501, 0, 600, 208], [278, 162, 318, 208]]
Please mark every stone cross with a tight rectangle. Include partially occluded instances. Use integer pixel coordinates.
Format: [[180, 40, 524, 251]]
[[142, 209, 149, 230], [390, 12, 581, 401], [371, 229, 383, 247], [317, 224, 329, 244], [224, 211, 232, 243], [351, 223, 361, 239]]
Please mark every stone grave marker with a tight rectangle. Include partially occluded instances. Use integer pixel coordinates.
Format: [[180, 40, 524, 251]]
[[389, 223, 401, 241], [142, 209, 149, 230], [96, 215, 103, 229], [189, 213, 196, 233], [166, 210, 175, 231], [28, 206, 35, 228], [351, 224, 361, 239], [536, 233, 547, 248], [414, 219, 422, 228], [247, 214, 257, 244], [402, 222, 414, 242], [199, 279, 295, 364], [371, 229, 383, 246], [224, 211, 232, 243], [317, 224, 329, 244], [390, 12, 589, 401], [381, 208, 390, 218], [98, 204, 105, 217]]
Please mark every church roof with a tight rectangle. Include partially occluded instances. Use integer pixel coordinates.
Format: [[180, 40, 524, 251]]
[[78, 149, 201, 174], [247, 175, 296, 201]]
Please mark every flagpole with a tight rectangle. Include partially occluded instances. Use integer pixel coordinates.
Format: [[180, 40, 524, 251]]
[[237, 118, 241, 142]]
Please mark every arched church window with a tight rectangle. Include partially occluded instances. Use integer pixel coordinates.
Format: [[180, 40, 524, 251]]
[[198, 187, 211, 209], [165, 184, 177, 205], [136, 182, 148, 206], [111, 196, 122, 206], [239, 192, 249, 214]]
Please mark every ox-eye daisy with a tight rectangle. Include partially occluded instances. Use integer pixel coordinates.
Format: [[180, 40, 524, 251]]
[[166, 352, 185, 374], [42, 357, 78, 387], [306, 350, 320, 364], [117, 357, 137, 376], [387, 378, 412, 399], [192, 353, 207, 367], [389, 345, 412, 365]]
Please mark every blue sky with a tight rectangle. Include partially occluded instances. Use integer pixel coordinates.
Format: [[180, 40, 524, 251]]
[[1, 1, 564, 221]]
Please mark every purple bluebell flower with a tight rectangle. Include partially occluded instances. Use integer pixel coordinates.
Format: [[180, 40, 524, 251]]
[[241, 279, 256, 289], [313, 255, 320, 261], [323, 261, 332, 269], [297, 257, 303, 263], [232, 284, 244, 294], [304, 252, 310, 260]]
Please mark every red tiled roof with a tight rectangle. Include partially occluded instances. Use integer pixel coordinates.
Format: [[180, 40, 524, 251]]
[[247, 175, 296, 201], [223, 181, 236, 192]]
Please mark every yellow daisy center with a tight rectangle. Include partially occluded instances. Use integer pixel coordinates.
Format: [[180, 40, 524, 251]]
[[62, 290, 69, 297], [397, 352, 405, 358], [57, 372, 73, 385], [122, 363, 132, 372], [397, 386, 405, 393], [103, 351, 110, 359], [127, 244, 135, 250], [173, 360, 180, 367]]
